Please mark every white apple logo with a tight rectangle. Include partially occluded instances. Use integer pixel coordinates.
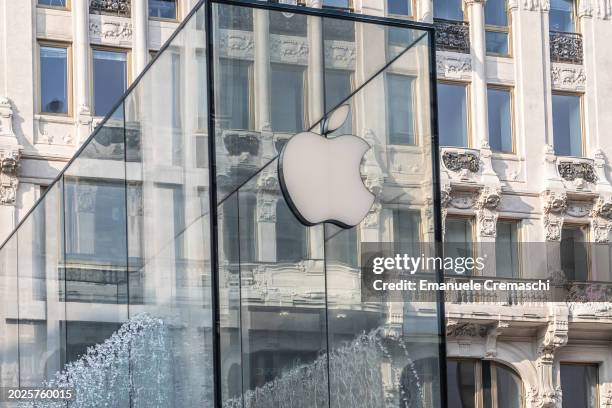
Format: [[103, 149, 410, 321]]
[[278, 105, 375, 228]]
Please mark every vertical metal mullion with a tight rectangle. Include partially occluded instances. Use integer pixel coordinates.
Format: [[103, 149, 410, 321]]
[[428, 28, 449, 408], [205, 1, 223, 407]]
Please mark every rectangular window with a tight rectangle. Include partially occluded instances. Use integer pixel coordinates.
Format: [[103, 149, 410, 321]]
[[217, 58, 252, 130], [444, 218, 474, 275], [276, 200, 309, 262], [552, 93, 582, 157], [487, 87, 513, 153], [447, 360, 477, 408], [270, 64, 305, 133], [92, 48, 128, 117], [322, 0, 352, 10], [550, 0, 576, 32], [393, 209, 421, 255], [485, 0, 510, 55], [325, 69, 353, 135], [387, 0, 412, 16], [437, 82, 469, 147], [38, 0, 67, 8], [387, 74, 416, 145], [560, 364, 598, 408], [560, 224, 589, 281], [326, 226, 359, 268], [434, 0, 464, 21], [149, 0, 177, 19], [40, 44, 70, 115], [495, 220, 520, 278]]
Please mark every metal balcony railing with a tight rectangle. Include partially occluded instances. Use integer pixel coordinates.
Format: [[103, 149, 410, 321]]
[[434, 18, 470, 54], [90, 0, 131, 17], [550, 31, 583, 64]]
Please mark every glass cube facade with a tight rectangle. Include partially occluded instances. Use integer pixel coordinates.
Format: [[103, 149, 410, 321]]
[[0, 1, 443, 407]]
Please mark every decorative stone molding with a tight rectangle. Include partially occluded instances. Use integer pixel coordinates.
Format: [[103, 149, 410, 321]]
[[436, 53, 472, 80], [521, 0, 550, 11], [485, 321, 510, 358], [256, 168, 279, 192], [89, 20, 133, 42], [601, 383, 612, 407], [89, 0, 131, 17], [217, 31, 255, 60], [446, 320, 487, 338], [557, 159, 597, 184], [550, 31, 584, 65], [0, 98, 23, 206], [223, 130, 260, 157], [590, 196, 612, 242], [542, 190, 567, 241], [535, 307, 568, 408], [551, 64, 586, 91], [256, 196, 277, 222], [323, 41, 356, 70], [442, 150, 480, 174], [76, 184, 97, 213], [434, 19, 470, 53], [476, 186, 502, 237], [270, 36, 309, 66]]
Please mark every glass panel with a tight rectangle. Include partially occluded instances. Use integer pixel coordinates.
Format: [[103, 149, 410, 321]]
[[447, 360, 476, 408], [434, 0, 464, 21], [393, 209, 421, 255], [495, 363, 522, 408], [552, 93, 582, 156], [438, 82, 468, 147], [387, 0, 412, 15], [485, 0, 508, 26], [486, 31, 509, 55], [276, 199, 309, 262], [269, 10, 307, 36], [325, 69, 353, 135], [487, 87, 512, 152], [387, 73, 415, 145], [0, 236, 18, 387], [550, 0, 575, 32], [270, 63, 306, 133], [560, 364, 599, 408], [323, 0, 351, 10], [560, 225, 589, 281], [40, 45, 68, 114], [495, 221, 520, 278], [445, 218, 474, 275], [149, 0, 177, 19], [93, 49, 128, 117], [38, 0, 66, 7]]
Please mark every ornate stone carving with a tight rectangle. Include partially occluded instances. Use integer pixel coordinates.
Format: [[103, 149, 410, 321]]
[[434, 19, 470, 53], [436, 54, 472, 79], [591, 196, 612, 219], [542, 190, 567, 241], [485, 321, 509, 358], [601, 383, 612, 407], [476, 187, 502, 237], [557, 161, 597, 183], [324, 42, 356, 70], [521, 0, 550, 11], [223, 130, 260, 156], [566, 201, 591, 217], [535, 307, 568, 408], [76, 184, 97, 213], [595, 0, 612, 18], [89, 0, 131, 17], [218, 32, 255, 59], [0, 149, 21, 205], [270, 36, 309, 65], [257, 196, 277, 222], [551, 64, 586, 89], [550, 31, 583, 65], [442, 151, 480, 173], [256, 168, 279, 191], [89, 20, 133, 41], [446, 321, 487, 338]]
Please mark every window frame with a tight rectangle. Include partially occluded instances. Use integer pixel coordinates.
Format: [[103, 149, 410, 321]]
[[551, 91, 585, 158], [433, 0, 466, 22], [37, 0, 70, 11], [385, 0, 416, 19], [90, 45, 131, 118], [495, 218, 522, 278], [484, 6, 512, 57], [549, 0, 579, 33], [559, 362, 600, 407], [321, 0, 354, 12], [560, 222, 592, 281], [217, 57, 255, 131], [37, 40, 73, 117], [444, 215, 477, 269], [386, 72, 418, 146], [148, 0, 180, 22], [437, 80, 472, 148], [487, 84, 515, 154], [269, 62, 309, 135]]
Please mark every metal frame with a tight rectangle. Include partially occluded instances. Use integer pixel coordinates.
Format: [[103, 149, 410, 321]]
[[0, 1, 447, 407]]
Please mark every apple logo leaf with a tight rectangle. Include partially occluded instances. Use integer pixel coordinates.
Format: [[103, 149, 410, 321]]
[[322, 104, 350, 135]]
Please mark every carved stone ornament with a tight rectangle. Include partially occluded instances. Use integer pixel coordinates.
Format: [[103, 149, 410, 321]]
[[591, 196, 612, 219], [89, 0, 131, 17], [270, 36, 309, 66], [89, 20, 133, 41], [542, 190, 567, 241], [551, 64, 586, 90], [476, 187, 502, 237], [485, 321, 510, 358], [257, 195, 277, 222], [434, 19, 470, 53], [0, 149, 21, 205], [557, 161, 597, 183], [535, 307, 568, 408], [223, 130, 260, 157], [436, 54, 472, 79], [549, 31, 584, 65], [446, 321, 488, 338], [442, 151, 480, 173]]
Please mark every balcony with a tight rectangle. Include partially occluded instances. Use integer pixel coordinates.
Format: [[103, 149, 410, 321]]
[[550, 31, 583, 64], [434, 19, 470, 54], [90, 0, 131, 17]]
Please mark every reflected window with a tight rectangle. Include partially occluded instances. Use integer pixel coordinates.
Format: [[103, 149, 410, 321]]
[[271, 64, 305, 133], [560, 364, 598, 408], [40, 44, 69, 114], [550, 0, 576, 32], [437, 82, 468, 147], [393, 209, 421, 255], [218, 58, 252, 130], [323, 17, 355, 42], [387, 0, 412, 16], [92, 49, 128, 117], [269, 11, 307, 36], [447, 360, 476, 408], [387, 74, 415, 145], [561, 224, 589, 281], [218, 4, 253, 31], [222, 194, 256, 264], [325, 69, 353, 134], [434, 0, 464, 21], [38, 0, 67, 7], [323, 0, 351, 10], [495, 220, 520, 278], [276, 200, 309, 262], [485, 0, 510, 55], [444, 217, 474, 275], [149, 0, 177, 19], [326, 226, 359, 267], [196, 49, 208, 131], [552, 93, 582, 156], [487, 87, 513, 153]]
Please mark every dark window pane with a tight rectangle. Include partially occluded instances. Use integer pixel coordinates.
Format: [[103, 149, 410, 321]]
[[325, 69, 353, 135], [550, 0, 575, 32], [40, 46, 68, 114], [486, 31, 509, 55], [560, 226, 589, 281], [218, 4, 253, 31], [323, 0, 351, 9], [393, 209, 421, 255], [270, 64, 305, 133], [326, 225, 359, 267], [276, 200, 308, 262], [149, 0, 177, 19], [437, 83, 468, 147], [217, 59, 251, 130], [322, 17, 355, 42], [38, 0, 66, 7], [446, 360, 476, 408], [93, 50, 127, 117], [552, 94, 582, 156], [561, 364, 598, 408], [434, 0, 463, 20], [444, 219, 474, 275], [485, 0, 508, 26], [387, 74, 415, 145], [269, 12, 307, 36], [487, 88, 512, 152], [495, 363, 523, 408], [387, 0, 411, 15], [495, 221, 520, 278]]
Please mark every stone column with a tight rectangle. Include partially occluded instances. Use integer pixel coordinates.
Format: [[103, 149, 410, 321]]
[[133, 0, 150, 76], [253, 10, 271, 132], [419, 0, 434, 23], [465, 0, 488, 149], [74, 0, 93, 141]]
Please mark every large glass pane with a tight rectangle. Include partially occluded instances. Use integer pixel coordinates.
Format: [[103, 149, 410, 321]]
[[149, 0, 177, 19], [494, 363, 522, 408], [434, 0, 464, 20], [387, 0, 412, 16], [552, 93, 582, 157], [487, 87, 513, 152], [485, 0, 508, 26], [560, 364, 599, 408], [446, 360, 476, 408], [0, 236, 18, 388], [93, 49, 128, 117], [40, 45, 69, 114], [560, 225, 589, 281], [550, 0, 575, 32], [486, 31, 509, 55], [438, 82, 468, 147], [495, 220, 520, 278], [387, 73, 415, 145], [270, 63, 306, 133]]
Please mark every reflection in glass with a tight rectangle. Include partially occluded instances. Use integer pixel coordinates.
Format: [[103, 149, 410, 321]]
[[447, 360, 476, 408], [93, 49, 128, 117], [40, 46, 68, 114], [387, 74, 415, 145], [271, 63, 306, 133], [485, 31, 509, 55], [437, 82, 468, 147], [217, 58, 252, 130], [387, 0, 412, 16], [445, 218, 474, 275]]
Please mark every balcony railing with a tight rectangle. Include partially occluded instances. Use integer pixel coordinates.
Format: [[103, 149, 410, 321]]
[[90, 0, 131, 17], [550, 31, 583, 64], [434, 19, 470, 54]]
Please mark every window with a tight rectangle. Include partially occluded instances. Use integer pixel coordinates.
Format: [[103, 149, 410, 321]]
[[560, 224, 589, 281], [322, 0, 352, 10], [38, 0, 67, 8], [393, 209, 421, 255], [276, 200, 309, 262], [222, 194, 256, 264], [39, 44, 70, 115], [495, 220, 520, 278], [444, 217, 474, 275], [437, 82, 469, 147], [560, 364, 598, 408], [326, 225, 359, 268], [387, 0, 413, 16], [387, 74, 416, 145], [552, 93, 582, 157], [92, 49, 128, 117], [434, 0, 464, 21], [325, 69, 353, 135], [447, 360, 523, 408], [487, 87, 513, 152], [270, 64, 306, 133], [485, 0, 510, 55], [550, 0, 576, 32], [149, 0, 177, 19], [217, 58, 252, 130]]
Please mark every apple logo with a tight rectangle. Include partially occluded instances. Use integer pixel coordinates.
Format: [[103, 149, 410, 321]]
[[278, 104, 376, 228]]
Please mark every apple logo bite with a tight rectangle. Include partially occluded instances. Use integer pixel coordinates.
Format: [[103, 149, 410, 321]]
[[278, 105, 376, 228]]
